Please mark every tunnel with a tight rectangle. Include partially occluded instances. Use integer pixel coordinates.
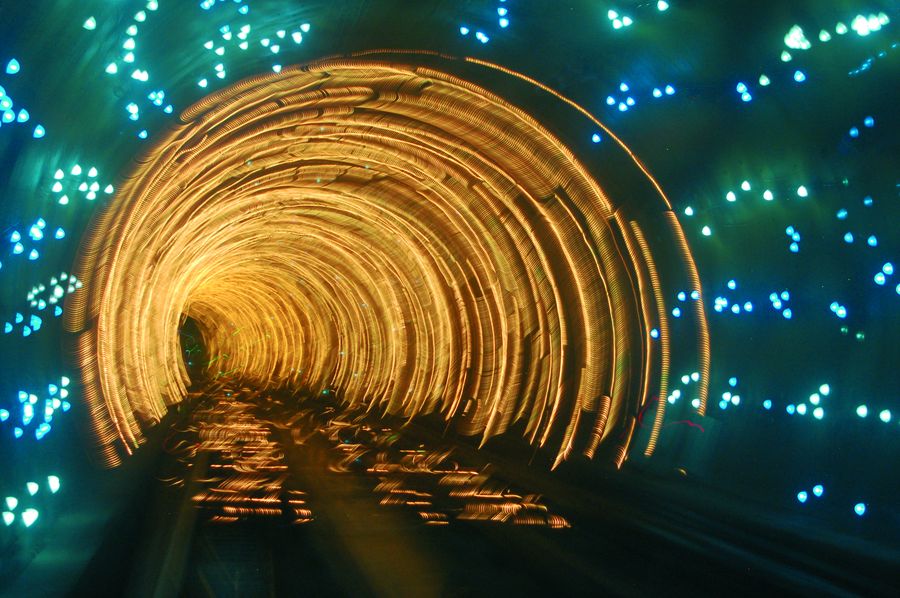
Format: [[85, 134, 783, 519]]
[[1, 1, 898, 596]]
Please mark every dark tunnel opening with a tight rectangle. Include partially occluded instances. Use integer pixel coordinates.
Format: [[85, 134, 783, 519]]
[[178, 315, 209, 389]]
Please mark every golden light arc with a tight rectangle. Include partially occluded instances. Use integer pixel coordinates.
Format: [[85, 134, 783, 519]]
[[64, 55, 709, 468]]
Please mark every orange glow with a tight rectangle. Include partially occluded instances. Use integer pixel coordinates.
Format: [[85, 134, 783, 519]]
[[66, 55, 707, 468]]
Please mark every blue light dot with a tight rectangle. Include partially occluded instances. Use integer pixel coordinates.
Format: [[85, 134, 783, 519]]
[[874, 272, 886, 286], [786, 404, 796, 414], [843, 232, 854, 243], [727, 279, 737, 290], [763, 399, 772, 410], [854, 503, 866, 516], [728, 377, 737, 387], [793, 70, 807, 83], [459, 26, 470, 35], [619, 82, 629, 92], [741, 92, 753, 102], [33, 125, 45, 138], [677, 291, 686, 301], [672, 307, 681, 318], [690, 290, 700, 300], [730, 304, 740, 314], [650, 328, 659, 339], [790, 242, 799, 253], [606, 96, 616, 106], [863, 116, 875, 127], [867, 235, 877, 247], [836, 306, 847, 319], [736, 82, 747, 93], [591, 133, 601, 143], [813, 485, 824, 497], [797, 491, 808, 503], [856, 405, 868, 417], [618, 102, 628, 112], [652, 88, 662, 98], [863, 196, 873, 206], [783, 308, 793, 319], [849, 127, 859, 138], [665, 85, 675, 95], [626, 96, 635, 106], [780, 291, 790, 301], [837, 208, 848, 220], [5, 59, 20, 75], [499, 18, 509, 28]]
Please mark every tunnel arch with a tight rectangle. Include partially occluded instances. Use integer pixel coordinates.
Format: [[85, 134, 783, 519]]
[[63, 54, 709, 468]]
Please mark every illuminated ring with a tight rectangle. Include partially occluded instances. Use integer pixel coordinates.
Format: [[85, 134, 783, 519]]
[[65, 53, 709, 467]]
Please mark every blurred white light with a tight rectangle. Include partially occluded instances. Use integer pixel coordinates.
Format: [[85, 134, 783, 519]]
[[21, 508, 38, 527]]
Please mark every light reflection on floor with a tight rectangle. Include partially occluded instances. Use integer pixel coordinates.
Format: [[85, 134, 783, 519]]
[[164, 383, 568, 531]]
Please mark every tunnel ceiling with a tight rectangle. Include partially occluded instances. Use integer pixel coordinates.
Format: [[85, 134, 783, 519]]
[[65, 54, 707, 468]]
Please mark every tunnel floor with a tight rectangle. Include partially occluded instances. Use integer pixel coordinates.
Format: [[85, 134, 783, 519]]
[[38, 384, 895, 597]]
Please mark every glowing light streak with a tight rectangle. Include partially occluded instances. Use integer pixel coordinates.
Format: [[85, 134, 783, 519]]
[[70, 56, 706, 468]]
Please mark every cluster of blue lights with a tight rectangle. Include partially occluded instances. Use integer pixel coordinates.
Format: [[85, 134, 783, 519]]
[[855, 404, 893, 424], [711, 279, 756, 316], [849, 41, 898, 76], [2, 476, 61, 528], [459, 0, 509, 44], [796, 483, 824, 503], [7, 219, 63, 265], [848, 115, 876, 138], [1, 376, 72, 441], [49, 164, 115, 206], [796, 485, 869, 518], [3, 272, 79, 335], [668, 370, 702, 409], [605, 81, 675, 114], [1, 61, 45, 138], [671, 288, 700, 318], [198, 21, 311, 86]]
